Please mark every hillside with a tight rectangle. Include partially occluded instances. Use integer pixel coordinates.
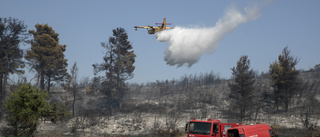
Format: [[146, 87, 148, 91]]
[[1, 70, 320, 136]]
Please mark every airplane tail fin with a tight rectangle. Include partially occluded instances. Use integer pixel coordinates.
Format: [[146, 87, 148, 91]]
[[162, 18, 166, 29], [155, 18, 172, 30]]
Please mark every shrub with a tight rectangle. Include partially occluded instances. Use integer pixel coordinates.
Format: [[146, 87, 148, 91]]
[[5, 84, 70, 136]]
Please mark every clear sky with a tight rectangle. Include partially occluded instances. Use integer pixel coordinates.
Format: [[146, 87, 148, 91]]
[[1, 0, 320, 84]]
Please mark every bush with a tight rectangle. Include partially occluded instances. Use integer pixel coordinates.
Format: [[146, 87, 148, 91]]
[[5, 84, 70, 136]]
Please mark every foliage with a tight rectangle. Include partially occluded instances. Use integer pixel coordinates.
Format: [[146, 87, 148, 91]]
[[269, 46, 302, 111], [93, 27, 136, 83], [4, 83, 70, 136], [25, 24, 68, 91], [92, 27, 136, 109], [228, 55, 256, 122]]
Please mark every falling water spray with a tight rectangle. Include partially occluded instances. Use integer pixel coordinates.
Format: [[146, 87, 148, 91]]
[[155, 5, 261, 67]]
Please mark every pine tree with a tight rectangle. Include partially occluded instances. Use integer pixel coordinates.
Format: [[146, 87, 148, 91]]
[[25, 24, 68, 91], [0, 17, 29, 119], [228, 55, 256, 122], [93, 27, 136, 109], [269, 46, 301, 111]]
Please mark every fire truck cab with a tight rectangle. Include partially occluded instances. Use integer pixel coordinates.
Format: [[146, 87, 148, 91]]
[[227, 124, 278, 137], [185, 118, 242, 137]]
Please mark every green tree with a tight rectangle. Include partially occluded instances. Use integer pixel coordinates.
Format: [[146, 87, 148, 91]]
[[269, 46, 301, 111], [228, 55, 256, 122], [5, 83, 69, 136], [93, 27, 136, 109], [25, 24, 68, 91], [0, 17, 29, 119]]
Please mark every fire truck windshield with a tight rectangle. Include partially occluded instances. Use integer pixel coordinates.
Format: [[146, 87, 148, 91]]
[[189, 122, 211, 135]]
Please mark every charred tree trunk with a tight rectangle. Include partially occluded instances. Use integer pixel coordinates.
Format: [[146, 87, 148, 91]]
[[40, 71, 45, 90], [72, 87, 76, 117]]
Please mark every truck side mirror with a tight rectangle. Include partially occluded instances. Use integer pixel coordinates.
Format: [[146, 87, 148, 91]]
[[185, 123, 188, 132]]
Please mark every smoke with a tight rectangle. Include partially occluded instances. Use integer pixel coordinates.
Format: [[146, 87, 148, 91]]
[[155, 5, 261, 67]]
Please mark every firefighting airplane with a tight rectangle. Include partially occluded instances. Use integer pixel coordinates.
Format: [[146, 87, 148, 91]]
[[134, 18, 174, 34]]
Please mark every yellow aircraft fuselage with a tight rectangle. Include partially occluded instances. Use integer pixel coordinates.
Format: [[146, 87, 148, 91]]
[[134, 18, 174, 34]]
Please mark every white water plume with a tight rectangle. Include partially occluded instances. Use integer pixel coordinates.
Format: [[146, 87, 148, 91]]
[[155, 5, 261, 67]]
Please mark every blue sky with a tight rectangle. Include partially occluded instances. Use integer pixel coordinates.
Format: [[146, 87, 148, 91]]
[[1, 0, 320, 84]]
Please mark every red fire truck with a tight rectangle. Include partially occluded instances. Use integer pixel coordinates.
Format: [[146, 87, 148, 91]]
[[227, 124, 278, 137], [185, 118, 243, 137]]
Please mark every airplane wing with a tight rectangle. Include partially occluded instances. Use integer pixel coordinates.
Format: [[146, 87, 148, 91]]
[[165, 27, 174, 29], [156, 23, 172, 25], [134, 26, 154, 31], [134, 26, 152, 29]]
